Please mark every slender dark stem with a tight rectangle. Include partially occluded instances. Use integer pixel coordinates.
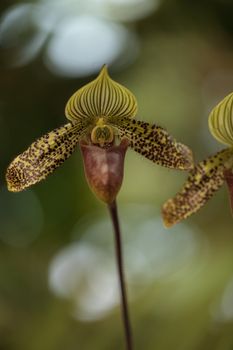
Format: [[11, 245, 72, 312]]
[[108, 200, 133, 350]]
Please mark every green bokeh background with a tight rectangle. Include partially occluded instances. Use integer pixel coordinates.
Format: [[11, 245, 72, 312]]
[[1, 1, 233, 349]]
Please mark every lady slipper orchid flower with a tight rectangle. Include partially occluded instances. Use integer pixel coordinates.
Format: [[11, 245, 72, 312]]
[[162, 92, 233, 228], [5, 65, 195, 350], [6, 65, 193, 202]]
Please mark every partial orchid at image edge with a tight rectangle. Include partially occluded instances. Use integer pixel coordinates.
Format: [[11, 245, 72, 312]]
[[162, 92, 233, 228]]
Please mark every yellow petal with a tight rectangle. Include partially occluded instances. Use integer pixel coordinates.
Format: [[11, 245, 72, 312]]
[[162, 148, 233, 227], [6, 122, 86, 192], [209, 92, 233, 146], [109, 117, 194, 170], [65, 65, 138, 122]]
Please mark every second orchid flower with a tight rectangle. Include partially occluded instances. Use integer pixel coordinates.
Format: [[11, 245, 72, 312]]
[[162, 92, 233, 227]]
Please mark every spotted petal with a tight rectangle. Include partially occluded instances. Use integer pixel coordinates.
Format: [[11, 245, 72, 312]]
[[162, 148, 233, 227], [6, 122, 86, 192], [109, 118, 193, 170]]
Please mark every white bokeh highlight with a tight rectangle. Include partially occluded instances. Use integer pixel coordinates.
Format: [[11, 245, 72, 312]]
[[44, 16, 138, 77], [0, 0, 158, 76], [49, 203, 202, 322]]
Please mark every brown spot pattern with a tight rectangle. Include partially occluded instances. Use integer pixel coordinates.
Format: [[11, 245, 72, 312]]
[[6, 122, 87, 192], [109, 117, 193, 170], [162, 148, 233, 227], [6, 66, 194, 193]]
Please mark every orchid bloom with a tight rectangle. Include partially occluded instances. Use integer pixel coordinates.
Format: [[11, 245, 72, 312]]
[[6, 66, 193, 203], [162, 92, 233, 227]]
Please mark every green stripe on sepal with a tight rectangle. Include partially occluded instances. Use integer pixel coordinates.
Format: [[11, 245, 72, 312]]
[[65, 65, 138, 122], [209, 92, 233, 146]]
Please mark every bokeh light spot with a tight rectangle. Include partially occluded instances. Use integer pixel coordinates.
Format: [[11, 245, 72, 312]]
[[44, 16, 138, 77], [49, 203, 202, 321]]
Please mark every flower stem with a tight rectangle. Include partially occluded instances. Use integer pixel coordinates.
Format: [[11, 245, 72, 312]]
[[108, 200, 133, 350]]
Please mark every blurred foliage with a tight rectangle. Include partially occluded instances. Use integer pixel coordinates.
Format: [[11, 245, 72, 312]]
[[1, 0, 233, 349]]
